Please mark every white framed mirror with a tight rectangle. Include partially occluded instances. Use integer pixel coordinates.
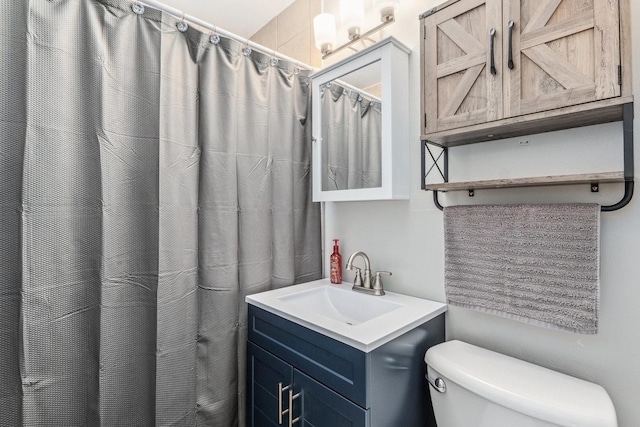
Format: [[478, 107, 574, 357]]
[[311, 37, 410, 201]]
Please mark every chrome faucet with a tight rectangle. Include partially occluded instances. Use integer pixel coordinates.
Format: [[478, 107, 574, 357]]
[[346, 251, 389, 296], [346, 251, 372, 289]]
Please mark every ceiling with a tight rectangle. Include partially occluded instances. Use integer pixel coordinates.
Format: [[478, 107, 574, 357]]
[[158, 0, 297, 38]]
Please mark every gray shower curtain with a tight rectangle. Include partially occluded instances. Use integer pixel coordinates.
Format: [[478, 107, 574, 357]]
[[0, 1, 321, 426], [320, 83, 382, 191]]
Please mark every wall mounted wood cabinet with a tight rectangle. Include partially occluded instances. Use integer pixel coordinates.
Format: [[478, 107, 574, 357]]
[[420, 0, 632, 146]]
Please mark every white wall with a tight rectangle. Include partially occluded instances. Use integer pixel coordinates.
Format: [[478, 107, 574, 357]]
[[322, 1, 640, 425]]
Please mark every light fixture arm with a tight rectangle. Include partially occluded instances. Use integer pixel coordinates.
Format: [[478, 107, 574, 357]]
[[322, 15, 395, 59]]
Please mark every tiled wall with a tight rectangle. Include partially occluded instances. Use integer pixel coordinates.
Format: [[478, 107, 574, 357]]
[[250, 0, 322, 68]]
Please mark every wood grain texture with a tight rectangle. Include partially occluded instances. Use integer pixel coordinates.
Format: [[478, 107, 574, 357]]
[[619, 0, 632, 96], [503, 0, 621, 120], [522, 0, 561, 33], [520, 12, 594, 51], [437, 51, 486, 78], [593, 0, 621, 99], [421, 96, 632, 146], [518, 84, 595, 115], [438, 19, 485, 53], [485, 0, 503, 121], [424, 17, 438, 134], [522, 45, 592, 89], [434, 0, 487, 23], [421, 0, 629, 141], [442, 64, 485, 117], [425, 171, 624, 191], [423, 0, 503, 133], [503, 0, 521, 117]]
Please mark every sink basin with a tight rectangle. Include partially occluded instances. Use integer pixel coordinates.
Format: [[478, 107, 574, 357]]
[[246, 279, 447, 352], [278, 286, 401, 325]]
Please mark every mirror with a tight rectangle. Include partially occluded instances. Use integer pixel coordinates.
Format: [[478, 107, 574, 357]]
[[320, 61, 383, 191], [311, 37, 410, 201]]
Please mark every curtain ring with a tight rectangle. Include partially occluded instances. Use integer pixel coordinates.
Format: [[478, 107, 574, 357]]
[[270, 51, 279, 67], [209, 25, 221, 45], [132, 2, 145, 14], [242, 40, 252, 56], [177, 13, 189, 32]]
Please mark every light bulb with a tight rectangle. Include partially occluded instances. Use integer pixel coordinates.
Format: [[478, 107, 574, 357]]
[[340, 0, 364, 39], [313, 13, 336, 54]]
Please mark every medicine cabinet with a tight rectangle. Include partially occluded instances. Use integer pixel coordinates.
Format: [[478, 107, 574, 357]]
[[311, 37, 410, 201]]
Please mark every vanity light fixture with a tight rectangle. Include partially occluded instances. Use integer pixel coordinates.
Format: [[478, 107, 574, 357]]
[[341, 0, 365, 40], [313, 13, 337, 56], [313, 0, 399, 59]]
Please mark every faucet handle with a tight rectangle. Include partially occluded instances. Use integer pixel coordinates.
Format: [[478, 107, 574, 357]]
[[349, 266, 364, 288], [372, 271, 391, 294]]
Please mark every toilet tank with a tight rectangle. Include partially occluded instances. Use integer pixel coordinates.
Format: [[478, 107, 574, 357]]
[[425, 340, 617, 427]]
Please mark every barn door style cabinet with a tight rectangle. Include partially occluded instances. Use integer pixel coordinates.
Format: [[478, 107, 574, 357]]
[[420, 0, 632, 145], [420, 0, 634, 211]]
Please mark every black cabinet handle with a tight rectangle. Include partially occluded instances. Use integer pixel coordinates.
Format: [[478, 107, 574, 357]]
[[507, 20, 515, 70], [489, 28, 497, 75]]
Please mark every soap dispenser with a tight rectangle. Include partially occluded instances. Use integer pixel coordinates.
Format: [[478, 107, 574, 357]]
[[330, 239, 342, 284]]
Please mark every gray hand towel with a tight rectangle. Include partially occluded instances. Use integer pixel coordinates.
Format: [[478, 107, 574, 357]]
[[444, 203, 600, 334]]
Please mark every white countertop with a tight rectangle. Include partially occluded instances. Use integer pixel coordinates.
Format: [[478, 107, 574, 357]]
[[246, 278, 447, 352]]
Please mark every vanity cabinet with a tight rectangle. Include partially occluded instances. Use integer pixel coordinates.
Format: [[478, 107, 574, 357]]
[[248, 342, 366, 426], [421, 0, 632, 145], [246, 305, 445, 427]]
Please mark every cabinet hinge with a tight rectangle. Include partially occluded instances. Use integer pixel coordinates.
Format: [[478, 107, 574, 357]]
[[424, 113, 427, 128], [618, 65, 622, 86], [419, 7, 437, 20]]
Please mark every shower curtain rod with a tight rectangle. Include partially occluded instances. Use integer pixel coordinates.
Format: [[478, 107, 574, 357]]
[[137, 0, 315, 71], [325, 79, 382, 103]]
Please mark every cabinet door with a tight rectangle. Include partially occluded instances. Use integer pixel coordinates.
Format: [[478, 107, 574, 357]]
[[423, 0, 503, 134], [503, 0, 621, 117], [293, 370, 368, 427], [247, 342, 293, 427]]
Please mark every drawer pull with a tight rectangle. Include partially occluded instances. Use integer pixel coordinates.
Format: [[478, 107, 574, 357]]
[[489, 27, 497, 75], [278, 382, 291, 425], [507, 20, 515, 70], [289, 389, 301, 426]]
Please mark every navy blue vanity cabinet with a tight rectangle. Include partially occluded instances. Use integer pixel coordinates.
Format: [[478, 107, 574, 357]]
[[247, 342, 293, 425], [246, 304, 445, 427]]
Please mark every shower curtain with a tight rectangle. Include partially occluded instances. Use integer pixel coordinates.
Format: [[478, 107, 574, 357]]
[[0, 1, 321, 426], [320, 82, 382, 191]]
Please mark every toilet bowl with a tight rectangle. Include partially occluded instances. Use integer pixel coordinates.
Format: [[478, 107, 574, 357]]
[[425, 340, 617, 427]]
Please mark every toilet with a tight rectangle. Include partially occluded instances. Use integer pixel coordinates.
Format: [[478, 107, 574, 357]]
[[424, 340, 617, 427]]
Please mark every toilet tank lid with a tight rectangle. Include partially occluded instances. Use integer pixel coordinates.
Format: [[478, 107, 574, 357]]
[[425, 340, 617, 427]]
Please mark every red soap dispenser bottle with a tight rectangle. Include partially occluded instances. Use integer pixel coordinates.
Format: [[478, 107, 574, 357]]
[[330, 239, 342, 284]]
